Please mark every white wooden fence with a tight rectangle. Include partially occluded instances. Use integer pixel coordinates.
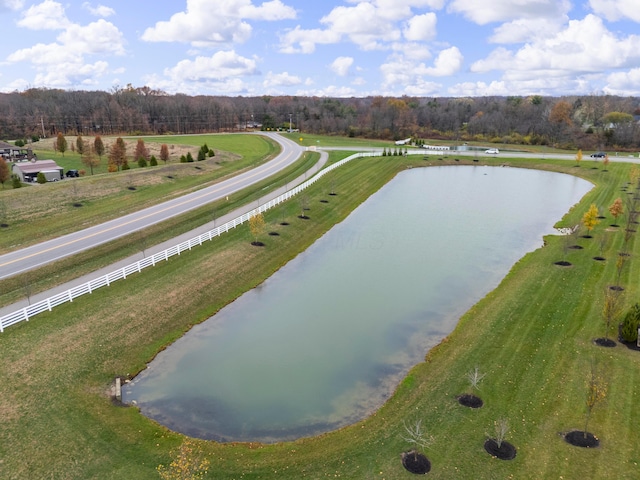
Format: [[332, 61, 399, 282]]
[[0, 150, 383, 332]]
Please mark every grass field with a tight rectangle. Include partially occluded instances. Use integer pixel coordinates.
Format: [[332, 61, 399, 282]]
[[1, 147, 640, 479]]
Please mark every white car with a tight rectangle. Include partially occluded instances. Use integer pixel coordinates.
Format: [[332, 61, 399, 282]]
[[485, 148, 499, 154]]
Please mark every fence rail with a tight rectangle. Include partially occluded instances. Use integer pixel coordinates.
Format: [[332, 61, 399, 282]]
[[0, 150, 382, 332]]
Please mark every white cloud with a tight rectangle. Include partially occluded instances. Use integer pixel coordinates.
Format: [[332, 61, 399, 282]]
[[34, 60, 109, 87], [0, 0, 23, 12], [403, 13, 437, 42], [142, 0, 296, 46], [489, 17, 565, 43], [422, 46, 463, 76], [263, 71, 303, 88], [471, 15, 640, 76], [589, 0, 640, 23], [279, 26, 341, 54], [280, 0, 443, 54], [163, 50, 259, 83], [448, 80, 510, 96], [82, 2, 115, 17], [604, 68, 640, 95], [7, 13, 125, 89], [330, 56, 354, 76], [17, 0, 71, 30], [448, 0, 571, 25]]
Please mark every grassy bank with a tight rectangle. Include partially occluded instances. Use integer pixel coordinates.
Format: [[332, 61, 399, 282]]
[[1, 154, 639, 479], [0, 134, 278, 254]]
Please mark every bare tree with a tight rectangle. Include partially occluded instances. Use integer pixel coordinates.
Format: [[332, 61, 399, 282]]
[[401, 419, 433, 461]]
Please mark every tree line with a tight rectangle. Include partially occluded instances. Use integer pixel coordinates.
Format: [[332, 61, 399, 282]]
[[1, 86, 639, 151]]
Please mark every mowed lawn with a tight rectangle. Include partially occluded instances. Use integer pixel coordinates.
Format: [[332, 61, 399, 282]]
[[1, 153, 640, 479]]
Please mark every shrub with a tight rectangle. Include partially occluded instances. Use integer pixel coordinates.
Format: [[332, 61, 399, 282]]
[[620, 303, 640, 343], [149, 155, 158, 166], [36, 172, 46, 184], [137, 157, 147, 168], [11, 174, 22, 188], [14, 139, 25, 147]]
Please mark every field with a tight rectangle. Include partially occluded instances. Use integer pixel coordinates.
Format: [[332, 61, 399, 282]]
[[1, 140, 639, 479]]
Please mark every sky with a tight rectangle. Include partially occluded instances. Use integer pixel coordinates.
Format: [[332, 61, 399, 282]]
[[1, 0, 640, 97]]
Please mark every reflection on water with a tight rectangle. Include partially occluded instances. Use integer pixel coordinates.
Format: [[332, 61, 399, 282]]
[[123, 166, 592, 442]]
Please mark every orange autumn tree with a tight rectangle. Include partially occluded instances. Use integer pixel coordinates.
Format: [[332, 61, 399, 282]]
[[608, 197, 624, 226]]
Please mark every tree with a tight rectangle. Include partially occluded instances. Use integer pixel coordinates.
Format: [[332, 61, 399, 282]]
[[582, 204, 599, 237], [94, 135, 105, 159], [76, 135, 84, 154], [157, 439, 210, 480], [149, 155, 158, 166], [467, 366, 486, 392], [160, 144, 169, 164], [401, 419, 433, 461], [608, 198, 624, 226], [36, 172, 46, 184], [620, 303, 640, 343], [248, 212, 266, 245], [575, 149, 582, 166], [108, 137, 127, 171], [134, 138, 149, 162], [81, 142, 100, 175], [602, 154, 610, 170], [602, 288, 623, 341], [583, 359, 606, 439], [56, 132, 67, 156], [12, 174, 22, 188], [549, 100, 573, 126], [0, 158, 10, 188]]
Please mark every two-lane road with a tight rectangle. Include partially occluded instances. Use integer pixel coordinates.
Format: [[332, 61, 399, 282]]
[[0, 132, 305, 280]]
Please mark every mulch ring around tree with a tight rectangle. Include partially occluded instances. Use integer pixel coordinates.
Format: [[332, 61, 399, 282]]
[[250, 241, 265, 247], [268, 231, 280, 236], [279, 222, 289, 226], [0, 223, 8, 228], [457, 394, 483, 408], [320, 199, 329, 203], [72, 202, 83, 208], [127, 186, 137, 191], [484, 439, 517, 460], [554, 261, 572, 267], [593, 256, 606, 261], [568, 245, 583, 250], [593, 337, 616, 347], [401, 451, 431, 474], [298, 215, 310, 220], [564, 431, 600, 448]]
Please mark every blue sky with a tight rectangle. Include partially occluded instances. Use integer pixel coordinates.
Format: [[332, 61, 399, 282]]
[[1, 0, 640, 97]]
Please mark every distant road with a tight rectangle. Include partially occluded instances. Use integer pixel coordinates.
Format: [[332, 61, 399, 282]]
[[0, 132, 305, 280]]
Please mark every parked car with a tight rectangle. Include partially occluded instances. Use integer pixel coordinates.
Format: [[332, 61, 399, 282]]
[[485, 148, 499, 154], [65, 169, 79, 178], [590, 151, 606, 158]]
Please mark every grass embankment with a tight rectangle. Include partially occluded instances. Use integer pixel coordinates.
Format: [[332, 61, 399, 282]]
[[0, 147, 320, 309], [1, 154, 639, 479]]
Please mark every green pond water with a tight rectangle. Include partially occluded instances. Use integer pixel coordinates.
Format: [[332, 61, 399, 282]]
[[122, 165, 592, 442]]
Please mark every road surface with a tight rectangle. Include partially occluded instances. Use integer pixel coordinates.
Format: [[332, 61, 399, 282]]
[[0, 132, 305, 280]]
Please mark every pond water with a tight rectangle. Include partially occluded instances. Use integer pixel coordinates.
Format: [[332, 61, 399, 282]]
[[122, 165, 592, 443]]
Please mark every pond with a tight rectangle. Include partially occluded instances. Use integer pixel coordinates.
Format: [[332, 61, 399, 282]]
[[122, 165, 592, 443]]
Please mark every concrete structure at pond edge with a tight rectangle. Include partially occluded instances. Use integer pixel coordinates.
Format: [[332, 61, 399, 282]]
[[12, 159, 63, 182]]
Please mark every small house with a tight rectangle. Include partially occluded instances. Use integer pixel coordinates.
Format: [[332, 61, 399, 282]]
[[12, 160, 63, 182]]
